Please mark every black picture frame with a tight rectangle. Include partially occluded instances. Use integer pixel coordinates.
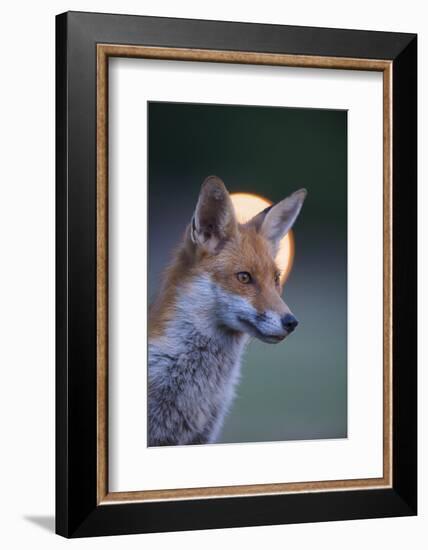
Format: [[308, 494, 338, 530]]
[[56, 11, 417, 538]]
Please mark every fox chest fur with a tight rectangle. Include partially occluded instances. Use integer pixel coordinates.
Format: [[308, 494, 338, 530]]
[[148, 323, 246, 446]]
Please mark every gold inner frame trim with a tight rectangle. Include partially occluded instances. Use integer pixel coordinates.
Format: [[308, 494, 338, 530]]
[[96, 44, 393, 505]]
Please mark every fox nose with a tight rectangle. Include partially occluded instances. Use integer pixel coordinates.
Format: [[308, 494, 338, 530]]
[[282, 314, 298, 333]]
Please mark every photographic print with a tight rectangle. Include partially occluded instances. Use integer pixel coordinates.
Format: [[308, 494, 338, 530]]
[[147, 101, 347, 446]]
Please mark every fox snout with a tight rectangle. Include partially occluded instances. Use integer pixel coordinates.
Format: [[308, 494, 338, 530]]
[[254, 292, 299, 342], [237, 305, 299, 344], [259, 310, 299, 343]]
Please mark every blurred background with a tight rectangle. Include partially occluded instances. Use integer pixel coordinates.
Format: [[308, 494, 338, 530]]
[[148, 101, 347, 443]]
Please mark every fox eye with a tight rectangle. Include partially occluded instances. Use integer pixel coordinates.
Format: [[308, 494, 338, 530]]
[[237, 271, 252, 284], [274, 272, 281, 285]]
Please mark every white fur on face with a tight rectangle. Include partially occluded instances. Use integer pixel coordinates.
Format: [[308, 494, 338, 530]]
[[213, 284, 290, 343], [175, 275, 291, 343]]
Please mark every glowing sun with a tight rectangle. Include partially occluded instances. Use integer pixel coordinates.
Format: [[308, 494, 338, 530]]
[[230, 193, 294, 283]]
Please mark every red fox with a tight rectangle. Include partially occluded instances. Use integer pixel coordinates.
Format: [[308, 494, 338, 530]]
[[148, 176, 306, 446]]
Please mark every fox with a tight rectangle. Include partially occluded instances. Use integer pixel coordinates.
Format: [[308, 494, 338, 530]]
[[148, 176, 307, 446]]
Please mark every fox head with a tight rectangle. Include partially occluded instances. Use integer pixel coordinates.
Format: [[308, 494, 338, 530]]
[[187, 175, 307, 343]]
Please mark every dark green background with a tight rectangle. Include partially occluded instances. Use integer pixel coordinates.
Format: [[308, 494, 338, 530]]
[[148, 101, 347, 443]]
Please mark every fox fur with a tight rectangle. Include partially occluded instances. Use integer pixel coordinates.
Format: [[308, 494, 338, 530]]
[[148, 176, 306, 446]]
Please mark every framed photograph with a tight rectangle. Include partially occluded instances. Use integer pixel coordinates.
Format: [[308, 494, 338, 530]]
[[56, 11, 417, 538]]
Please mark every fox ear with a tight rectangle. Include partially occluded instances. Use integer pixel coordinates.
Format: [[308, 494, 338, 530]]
[[249, 189, 307, 253], [191, 176, 238, 253]]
